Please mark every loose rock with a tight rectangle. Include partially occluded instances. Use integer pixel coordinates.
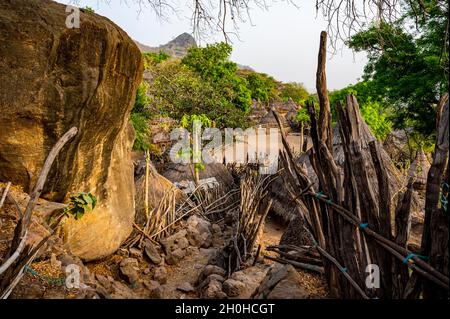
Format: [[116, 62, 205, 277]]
[[153, 266, 168, 284], [200, 280, 227, 299], [119, 258, 140, 284], [251, 264, 309, 299], [222, 279, 246, 297], [166, 248, 186, 265], [177, 282, 195, 293], [144, 240, 162, 264]]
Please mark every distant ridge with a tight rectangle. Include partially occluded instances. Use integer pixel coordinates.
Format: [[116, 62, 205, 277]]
[[134, 32, 197, 58]]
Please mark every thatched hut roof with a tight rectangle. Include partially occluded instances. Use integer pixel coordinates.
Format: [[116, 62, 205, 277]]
[[407, 148, 430, 190], [249, 101, 269, 125], [271, 98, 298, 115], [258, 111, 290, 129]]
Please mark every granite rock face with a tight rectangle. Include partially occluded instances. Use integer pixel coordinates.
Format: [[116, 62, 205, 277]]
[[0, 0, 143, 260]]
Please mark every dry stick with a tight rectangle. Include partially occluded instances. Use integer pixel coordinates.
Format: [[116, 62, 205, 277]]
[[253, 244, 262, 266], [144, 150, 150, 221], [6, 194, 22, 219], [263, 255, 325, 274], [0, 182, 11, 209], [21, 127, 78, 235], [1, 231, 52, 299], [0, 231, 28, 276], [0, 127, 78, 276], [133, 222, 159, 245], [315, 246, 369, 299], [267, 247, 322, 265]]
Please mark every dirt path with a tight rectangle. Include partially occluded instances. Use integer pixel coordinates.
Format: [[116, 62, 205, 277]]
[[260, 215, 330, 298], [164, 247, 215, 299]]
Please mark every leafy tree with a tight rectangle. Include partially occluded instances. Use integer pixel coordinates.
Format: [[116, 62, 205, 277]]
[[243, 71, 279, 102], [180, 114, 213, 129], [182, 42, 252, 113], [147, 57, 250, 128], [347, 0, 449, 138], [279, 82, 309, 104], [330, 81, 392, 140]]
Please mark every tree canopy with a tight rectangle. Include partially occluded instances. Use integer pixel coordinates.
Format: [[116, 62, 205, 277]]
[[347, 0, 448, 138]]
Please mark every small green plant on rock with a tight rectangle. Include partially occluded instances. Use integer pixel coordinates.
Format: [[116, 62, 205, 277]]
[[48, 192, 97, 229], [64, 192, 97, 220]]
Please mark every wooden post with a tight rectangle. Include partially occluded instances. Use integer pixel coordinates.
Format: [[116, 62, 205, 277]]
[[316, 31, 332, 152], [144, 150, 150, 221], [421, 95, 449, 299]]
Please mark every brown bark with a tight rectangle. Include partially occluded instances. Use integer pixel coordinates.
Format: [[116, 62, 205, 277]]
[[421, 95, 449, 299], [316, 31, 332, 151]]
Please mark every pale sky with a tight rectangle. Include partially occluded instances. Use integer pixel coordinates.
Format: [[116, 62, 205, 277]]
[[57, 0, 367, 91]]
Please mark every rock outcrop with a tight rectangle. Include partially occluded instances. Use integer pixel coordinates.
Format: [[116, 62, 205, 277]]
[[0, 0, 143, 260]]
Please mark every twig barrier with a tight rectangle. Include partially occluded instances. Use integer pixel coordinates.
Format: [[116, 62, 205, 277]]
[[306, 190, 449, 289]]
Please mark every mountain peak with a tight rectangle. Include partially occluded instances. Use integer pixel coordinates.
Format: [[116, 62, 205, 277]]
[[166, 33, 196, 48], [134, 32, 197, 58]]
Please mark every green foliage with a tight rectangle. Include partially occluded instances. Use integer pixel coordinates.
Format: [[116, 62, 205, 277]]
[[359, 101, 392, 140], [147, 55, 250, 128], [279, 82, 309, 104], [347, 0, 448, 138], [131, 112, 151, 151], [133, 81, 151, 114], [244, 72, 279, 102], [64, 192, 97, 220], [131, 81, 152, 151], [295, 108, 310, 124], [143, 51, 170, 69], [83, 6, 95, 13], [182, 42, 252, 113], [330, 81, 392, 140], [180, 114, 212, 130]]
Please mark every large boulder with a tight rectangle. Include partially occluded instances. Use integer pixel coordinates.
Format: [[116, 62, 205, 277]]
[[0, 1, 143, 260]]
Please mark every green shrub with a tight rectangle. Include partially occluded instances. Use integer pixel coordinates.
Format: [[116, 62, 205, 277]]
[[131, 112, 151, 151], [64, 192, 97, 220]]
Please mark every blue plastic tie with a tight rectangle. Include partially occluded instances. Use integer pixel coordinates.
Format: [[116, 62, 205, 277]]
[[341, 267, 348, 273], [315, 191, 324, 199], [359, 223, 369, 229], [403, 253, 428, 264]]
